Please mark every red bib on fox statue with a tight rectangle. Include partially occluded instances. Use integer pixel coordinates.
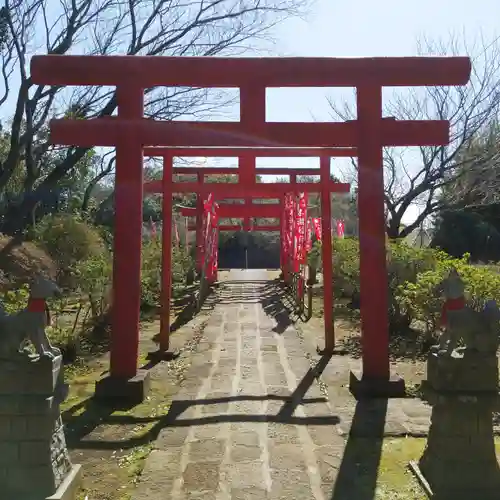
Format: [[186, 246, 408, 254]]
[[27, 297, 51, 326], [440, 296, 466, 327], [437, 268, 466, 327]]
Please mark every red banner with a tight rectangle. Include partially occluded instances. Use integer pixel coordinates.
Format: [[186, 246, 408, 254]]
[[312, 217, 322, 241], [149, 218, 157, 239], [291, 193, 307, 272], [281, 193, 295, 280], [201, 195, 219, 280], [305, 218, 313, 251], [337, 219, 345, 238]]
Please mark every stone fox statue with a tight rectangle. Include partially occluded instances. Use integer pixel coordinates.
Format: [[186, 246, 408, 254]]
[[434, 268, 500, 355], [0, 276, 62, 359]]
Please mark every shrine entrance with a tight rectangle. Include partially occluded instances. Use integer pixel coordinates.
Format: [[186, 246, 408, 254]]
[[217, 233, 280, 270], [31, 54, 471, 400]]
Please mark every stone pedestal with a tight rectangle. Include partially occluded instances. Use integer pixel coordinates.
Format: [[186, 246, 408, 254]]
[[94, 369, 151, 404], [349, 370, 406, 398], [425, 350, 498, 393], [0, 354, 81, 500], [412, 351, 500, 499]]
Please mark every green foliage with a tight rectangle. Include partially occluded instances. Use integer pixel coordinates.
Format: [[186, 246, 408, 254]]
[[332, 237, 500, 335], [398, 253, 500, 334], [34, 214, 107, 285], [332, 237, 361, 298], [432, 209, 500, 262], [141, 238, 194, 309], [72, 253, 112, 319], [307, 240, 322, 269], [2, 284, 29, 314], [386, 241, 444, 331]]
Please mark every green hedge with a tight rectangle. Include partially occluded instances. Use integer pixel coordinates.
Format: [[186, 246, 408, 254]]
[[332, 237, 500, 335], [34, 214, 106, 287]]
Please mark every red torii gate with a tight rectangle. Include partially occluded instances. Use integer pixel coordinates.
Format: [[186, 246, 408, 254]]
[[143, 153, 351, 353], [143, 147, 352, 270], [31, 55, 471, 399], [144, 147, 353, 263]]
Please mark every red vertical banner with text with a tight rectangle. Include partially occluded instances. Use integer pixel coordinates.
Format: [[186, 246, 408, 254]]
[[312, 217, 322, 241], [305, 218, 313, 251], [294, 192, 307, 271], [337, 219, 345, 238], [286, 193, 295, 274]]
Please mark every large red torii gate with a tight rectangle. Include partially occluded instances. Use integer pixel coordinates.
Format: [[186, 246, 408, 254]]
[[31, 55, 471, 399]]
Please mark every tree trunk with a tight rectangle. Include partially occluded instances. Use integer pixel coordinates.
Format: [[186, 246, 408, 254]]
[[386, 216, 403, 239]]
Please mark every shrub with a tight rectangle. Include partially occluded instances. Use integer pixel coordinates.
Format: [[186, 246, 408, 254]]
[[332, 237, 360, 299], [0, 234, 56, 292], [386, 241, 444, 331], [72, 252, 112, 320], [332, 237, 500, 336], [397, 254, 500, 334], [333, 238, 464, 334], [141, 238, 195, 309], [2, 284, 29, 314], [34, 214, 106, 286]]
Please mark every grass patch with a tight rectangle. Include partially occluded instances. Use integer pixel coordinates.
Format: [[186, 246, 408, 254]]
[[60, 323, 183, 500], [63, 362, 174, 500], [370, 437, 500, 499], [376, 438, 427, 499]]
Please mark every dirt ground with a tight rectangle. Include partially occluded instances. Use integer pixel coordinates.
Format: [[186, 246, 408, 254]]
[[63, 295, 212, 500], [307, 296, 428, 389]]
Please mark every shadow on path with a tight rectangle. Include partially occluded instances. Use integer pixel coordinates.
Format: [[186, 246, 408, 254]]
[[329, 398, 388, 500], [64, 354, 339, 451]]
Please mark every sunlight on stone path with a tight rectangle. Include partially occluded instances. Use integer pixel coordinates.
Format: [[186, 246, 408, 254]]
[[133, 271, 345, 500]]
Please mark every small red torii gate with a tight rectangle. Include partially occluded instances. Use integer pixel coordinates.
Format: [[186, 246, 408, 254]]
[[143, 147, 352, 269], [143, 154, 351, 354], [30, 55, 471, 399]]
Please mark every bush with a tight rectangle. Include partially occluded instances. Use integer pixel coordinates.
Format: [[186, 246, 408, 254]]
[[141, 238, 195, 309], [72, 252, 112, 320], [0, 234, 56, 292], [386, 241, 444, 331], [398, 254, 500, 334], [332, 237, 361, 299], [331, 237, 500, 335], [34, 214, 106, 286]]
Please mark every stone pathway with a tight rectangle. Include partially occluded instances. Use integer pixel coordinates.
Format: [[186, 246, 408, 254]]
[[133, 269, 491, 499], [134, 271, 349, 499]]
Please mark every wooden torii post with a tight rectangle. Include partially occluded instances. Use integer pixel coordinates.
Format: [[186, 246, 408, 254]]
[[31, 55, 470, 400]]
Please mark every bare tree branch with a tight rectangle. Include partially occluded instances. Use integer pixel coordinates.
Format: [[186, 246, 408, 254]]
[[0, 0, 307, 233], [328, 32, 500, 239]]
